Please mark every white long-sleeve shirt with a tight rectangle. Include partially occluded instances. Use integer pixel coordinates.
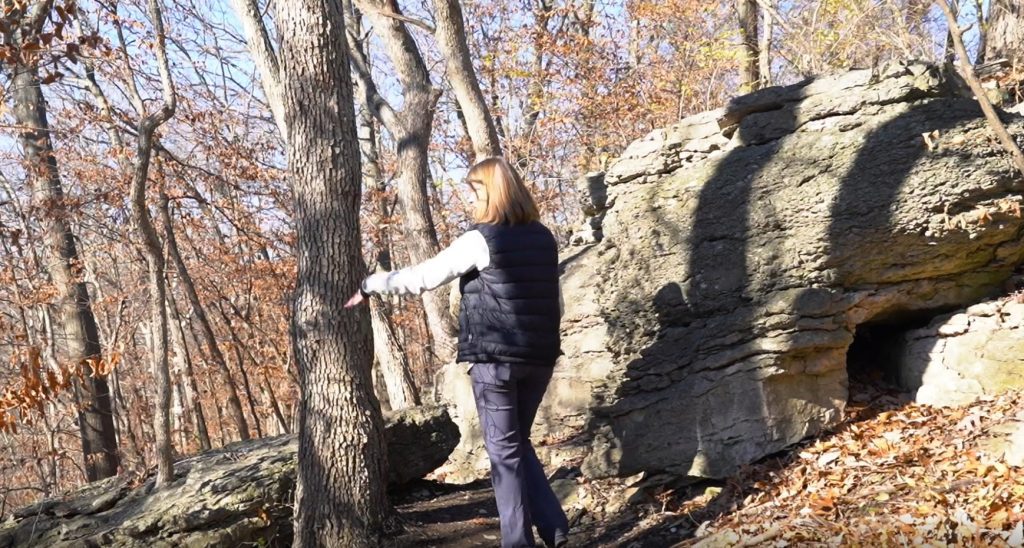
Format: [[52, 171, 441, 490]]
[[361, 230, 490, 296]]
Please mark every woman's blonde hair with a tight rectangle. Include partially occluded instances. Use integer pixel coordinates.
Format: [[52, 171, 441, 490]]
[[466, 157, 540, 225]]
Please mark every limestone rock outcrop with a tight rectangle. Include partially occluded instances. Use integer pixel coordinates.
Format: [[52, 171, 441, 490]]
[[899, 298, 1024, 406], [0, 405, 458, 547], [437, 61, 1024, 482]]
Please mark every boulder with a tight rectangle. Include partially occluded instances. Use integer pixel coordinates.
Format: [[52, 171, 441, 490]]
[[899, 298, 1024, 406], [0, 405, 458, 547], [437, 61, 1024, 483]]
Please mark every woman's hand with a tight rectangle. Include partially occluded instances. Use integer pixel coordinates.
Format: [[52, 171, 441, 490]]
[[344, 291, 366, 308]]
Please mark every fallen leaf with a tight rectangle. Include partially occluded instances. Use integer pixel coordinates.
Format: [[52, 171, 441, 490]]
[[817, 450, 842, 468]]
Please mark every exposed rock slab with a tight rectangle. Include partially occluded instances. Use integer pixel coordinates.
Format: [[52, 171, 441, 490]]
[[439, 61, 1024, 483], [899, 299, 1024, 406], [0, 405, 458, 547]]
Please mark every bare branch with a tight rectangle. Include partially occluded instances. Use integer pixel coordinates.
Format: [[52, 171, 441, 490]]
[[346, 25, 402, 135], [937, 0, 1024, 179], [105, 1, 147, 117], [753, 0, 793, 34], [227, 0, 286, 139], [362, 3, 435, 34], [145, 0, 176, 131], [24, 0, 55, 35]]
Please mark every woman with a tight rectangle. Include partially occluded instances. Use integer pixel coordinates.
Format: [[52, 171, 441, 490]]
[[345, 157, 569, 548]]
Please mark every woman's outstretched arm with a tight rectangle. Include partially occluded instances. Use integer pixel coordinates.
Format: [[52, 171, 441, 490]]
[[361, 230, 489, 296]]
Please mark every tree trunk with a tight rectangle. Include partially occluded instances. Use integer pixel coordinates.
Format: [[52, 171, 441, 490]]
[[261, 368, 290, 435], [372, 359, 392, 412], [974, 0, 988, 65], [431, 0, 502, 159], [130, 0, 178, 488], [228, 0, 287, 139], [166, 287, 212, 451], [218, 304, 265, 439], [370, 297, 419, 409], [758, 0, 773, 88], [985, 0, 1024, 67], [131, 182, 172, 486], [735, 0, 760, 92], [9, 56, 120, 482], [519, 0, 552, 168], [276, 0, 391, 544], [944, 0, 960, 64], [110, 364, 144, 470], [350, 14, 430, 389], [349, 0, 459, 364], [162, 184, 251, 441]]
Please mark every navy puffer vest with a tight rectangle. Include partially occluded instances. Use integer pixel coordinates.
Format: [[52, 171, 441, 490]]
[[457, 222, 560, 365]]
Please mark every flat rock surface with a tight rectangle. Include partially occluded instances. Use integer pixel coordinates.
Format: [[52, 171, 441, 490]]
[[0, 405, 458, 547]]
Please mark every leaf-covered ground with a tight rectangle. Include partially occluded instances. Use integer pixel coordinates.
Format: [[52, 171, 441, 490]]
[[392, 379, 1024, 547], [670, 383, 1024, 546]]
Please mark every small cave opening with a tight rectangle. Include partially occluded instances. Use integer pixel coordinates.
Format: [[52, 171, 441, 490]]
[[845, 310, 950, 403]]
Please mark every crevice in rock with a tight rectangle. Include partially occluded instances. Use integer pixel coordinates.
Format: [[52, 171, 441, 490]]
[[845, 310, 951, 393]]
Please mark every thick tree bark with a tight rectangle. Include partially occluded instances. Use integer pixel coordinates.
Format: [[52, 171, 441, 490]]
[[431, 0, 502, 159], [736, 0, 760, 92], [985, 0, 1024, 67], [9, 40, 120, 481], [233, 0, 456, 369], [276, 0, 391, 545]]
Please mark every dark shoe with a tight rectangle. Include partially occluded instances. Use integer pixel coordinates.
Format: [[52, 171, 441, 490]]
[[544, 531, 568, 548]]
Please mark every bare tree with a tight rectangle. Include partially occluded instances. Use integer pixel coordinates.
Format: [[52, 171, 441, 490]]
[[227, 0, 287, 139], [758, 0, 773, 88], [736, 0, 760, 91], [159, 183, 251, 441], [520, 0, 553, 166], [165, 286, 212, 451], [431, 0, 502, 159], [4, 0, 120, 481], [126, 0, 178, 487], [985, 0, 1023, 67], [370, 298, 419, 408], [230, 0, 424, 400], [161, 194, 213, 451], [276, 0, 391, 544], [943, 0, 960, 64], [938, 0, 1024, 179], [343, 0, 458, 363]]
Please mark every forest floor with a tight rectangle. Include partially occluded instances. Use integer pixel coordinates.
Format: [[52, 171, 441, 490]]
[[387, 376, 1024, 547]]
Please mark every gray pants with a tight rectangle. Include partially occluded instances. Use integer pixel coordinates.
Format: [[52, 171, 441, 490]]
[[470, 363, 569, 548]]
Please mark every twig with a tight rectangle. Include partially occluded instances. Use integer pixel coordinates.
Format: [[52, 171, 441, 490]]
[[936, 0, 1024, 179], [740, 525, 782, 546], [363, 4, 435, 34], [753, 0, 793, 34]]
